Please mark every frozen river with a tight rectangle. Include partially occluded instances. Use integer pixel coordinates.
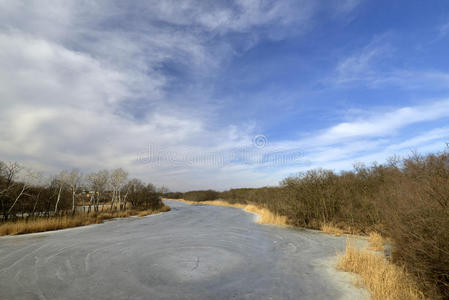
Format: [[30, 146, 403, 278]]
[[0, 200, 367, 299]]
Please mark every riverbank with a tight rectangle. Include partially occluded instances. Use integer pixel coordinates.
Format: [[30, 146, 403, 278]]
[[0, 205, 170, 236]]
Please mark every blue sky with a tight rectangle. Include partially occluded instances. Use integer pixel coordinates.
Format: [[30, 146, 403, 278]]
[[1, 1, 449, 191]]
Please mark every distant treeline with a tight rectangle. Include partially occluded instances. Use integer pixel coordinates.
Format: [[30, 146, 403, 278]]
[[0, 163, 164, 221], [165, 150, 449, 298]]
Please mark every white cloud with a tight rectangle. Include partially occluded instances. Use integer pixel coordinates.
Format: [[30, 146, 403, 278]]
[[320, 100, 449, 141], [333, 34, 449, 90], [336, 0, 364, 13], [259, 99, 449, 181], [335, 35, 392, 84], [6, 1, 433, 191], [438, 21, 449, 38], [3, 1, 345, 190]]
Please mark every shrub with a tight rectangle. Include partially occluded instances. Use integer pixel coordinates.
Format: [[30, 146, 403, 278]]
[[183, 190, 220, 202]]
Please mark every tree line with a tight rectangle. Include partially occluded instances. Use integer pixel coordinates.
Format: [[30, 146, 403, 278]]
[[0, 162, 164, 221]]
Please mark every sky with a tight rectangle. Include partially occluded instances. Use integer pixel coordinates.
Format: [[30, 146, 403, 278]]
[[1, 0, 449, 191]]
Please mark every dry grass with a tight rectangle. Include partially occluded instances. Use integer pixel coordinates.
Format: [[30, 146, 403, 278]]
[[0, 215, 98, 236], [136, 205, 171, 217], [170, 199, 287, 226], [321, 223, 345, 236], [0, 205, 171, 236], [368, 232, 384, 251], [243, 204, 287, 225], [337, 241, 426, 300]]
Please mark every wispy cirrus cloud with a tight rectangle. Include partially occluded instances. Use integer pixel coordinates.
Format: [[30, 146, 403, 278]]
[[1, 0, 364, 190], [335, 39, 392, 84], [319, 100, 449, 141], [438, 21, 449, 38], [331, 33, 449, 92], [1, 1, 448, 191], [263, 99, 449, 180]]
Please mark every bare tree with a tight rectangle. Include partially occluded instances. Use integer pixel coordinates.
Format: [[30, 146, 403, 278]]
[[63, 169, 82, 215], [54, 171, 68, 215], [0, 161, 17, 194], [110, 168, 128, 211], [123, 178, 141, 210], [158, 186, 169, 194], [88, 170, 109, 212], [85, 174, 95, 213], [125, 179, 162, 210], [0, 161, 20, 220], [27, 172, 47, 217], [0, 162, 39, 220]]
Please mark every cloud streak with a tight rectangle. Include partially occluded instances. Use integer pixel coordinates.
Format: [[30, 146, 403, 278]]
[[1, 1, 448, 191]]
